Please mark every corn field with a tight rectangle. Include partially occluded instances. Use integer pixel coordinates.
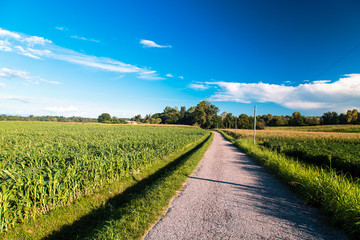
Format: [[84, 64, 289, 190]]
[[0, 122, 207, 232]]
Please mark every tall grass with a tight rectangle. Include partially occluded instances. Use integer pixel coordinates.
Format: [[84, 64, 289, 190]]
[[220, 131, 360, 238], [0, 122, 207, 232]]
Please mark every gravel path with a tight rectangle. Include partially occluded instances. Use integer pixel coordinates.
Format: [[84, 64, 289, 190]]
[[144, 132, 348, 240]]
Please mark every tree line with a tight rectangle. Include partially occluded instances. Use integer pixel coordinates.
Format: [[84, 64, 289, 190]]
[[1, 101, 359, 129], [125, 101, 360, 129], [0, 115, 98, 123]]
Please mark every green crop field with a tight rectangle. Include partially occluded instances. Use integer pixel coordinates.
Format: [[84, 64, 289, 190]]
[[0, 121, 208, 233]]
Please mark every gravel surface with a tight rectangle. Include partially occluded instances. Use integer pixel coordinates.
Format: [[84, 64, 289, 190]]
[[144, 132, 348, 240]]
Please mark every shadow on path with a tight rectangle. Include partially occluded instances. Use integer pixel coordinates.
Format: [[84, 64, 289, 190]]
[[216, 132, 346, 239], [188, 176, 260, 191], [42, 135, 211, 240]]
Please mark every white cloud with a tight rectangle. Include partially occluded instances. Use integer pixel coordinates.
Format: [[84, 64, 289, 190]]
[[0, 68, 60, 85], [45, 106, 78, 113], [27, 47, 52, 56], [55, 26, 65, 31], [28, 78, 61, 85], [0, 95, 32, 103], [71, 35, 100, 43], [39, 79, 61, 85], [179, 76, 184, 79], [166, 73, 174, 77], [207, 74, 360, 112], [23, 36, 52, 46], [137, 70, 165, 80], [283, 80, 294, 85], [53, 53, 141, 73], [188, 83, 210, 90], [140, 39, 172, 48], [312, 80, 331, 84], [0, 28, 21, 39], [0, 68, 31, 79], [14, 46, 41, 59], [0, 40, 12, 52], [0, 28, 163, 80]]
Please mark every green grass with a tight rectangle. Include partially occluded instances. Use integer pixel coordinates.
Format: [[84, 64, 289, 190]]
[[267, 124, 360, 133], [0, 130, 213, 239], [258, 135, 360, 179], [220, 130, 360, 239]]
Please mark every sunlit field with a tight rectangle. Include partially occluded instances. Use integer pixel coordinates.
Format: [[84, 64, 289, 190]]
[[0, 122, 207, 232]]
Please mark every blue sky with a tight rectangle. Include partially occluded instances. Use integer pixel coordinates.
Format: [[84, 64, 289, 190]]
[[1, 0, 360, 118]]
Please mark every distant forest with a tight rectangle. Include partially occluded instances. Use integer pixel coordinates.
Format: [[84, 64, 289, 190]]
[[1, 101, 359, 129], [127, 101, 360, 129]]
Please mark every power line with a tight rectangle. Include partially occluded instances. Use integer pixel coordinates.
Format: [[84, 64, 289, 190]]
[[311, 42, 360, 81]]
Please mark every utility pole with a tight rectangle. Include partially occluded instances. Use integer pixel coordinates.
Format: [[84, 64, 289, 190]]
[[235, 117, 237, 135], [253, 105, 256, 144]]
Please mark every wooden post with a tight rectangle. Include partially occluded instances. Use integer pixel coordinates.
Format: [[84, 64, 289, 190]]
[[235, 117, 237, 135], [253, 105, 256, 144]]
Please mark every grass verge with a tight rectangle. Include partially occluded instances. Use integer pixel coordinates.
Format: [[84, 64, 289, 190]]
[[219, 130, 360, 239], [0, 132, 213, 240]]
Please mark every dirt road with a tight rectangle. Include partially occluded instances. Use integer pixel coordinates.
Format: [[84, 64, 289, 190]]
[[144, 132, 347, 239]]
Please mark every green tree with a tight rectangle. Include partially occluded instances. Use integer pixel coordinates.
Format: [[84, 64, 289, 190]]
[[275, 117, 286, 126], [256, 118, 266, 129], [346, 109, 358, 124], [98, 113, 111, 123], [193, 101, 219, 129], [238, 114, 251, 129], [339, 113, 347, 124], [223, 113, 235, 128], [289, 111, 305, 126], [131, 114, 142, 123], [321, 111, 339, 125], [161, 106, 180, 124]]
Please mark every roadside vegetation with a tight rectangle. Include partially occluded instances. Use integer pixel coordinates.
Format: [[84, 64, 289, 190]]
[[0, 121, 209, 238], [220, 128, 360, 238], [230, 129, 360, 179]]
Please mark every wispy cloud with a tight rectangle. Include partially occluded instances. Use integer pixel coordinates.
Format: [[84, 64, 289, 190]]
[[28, 78, 61, 85], [140, 39, 172, 48], [0, 27, 163, 80], [45, 106, 78, 113], [0, 40, 12, 52], [55, 26, 66, 31], [137, 70, 165, 80], [0, 28, 21, 39], [179, 76, 184, 79], [283, 80, 294, 85], [0, 67, 60, 85], [207, 75, 360, 112], [166, 73, 174, 77], [188, 83, 210, 91], [24, 36, 52, 46], [0, 95, 32, 103], [71, 35, 100, 43], [0, 68, 31, 79]]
